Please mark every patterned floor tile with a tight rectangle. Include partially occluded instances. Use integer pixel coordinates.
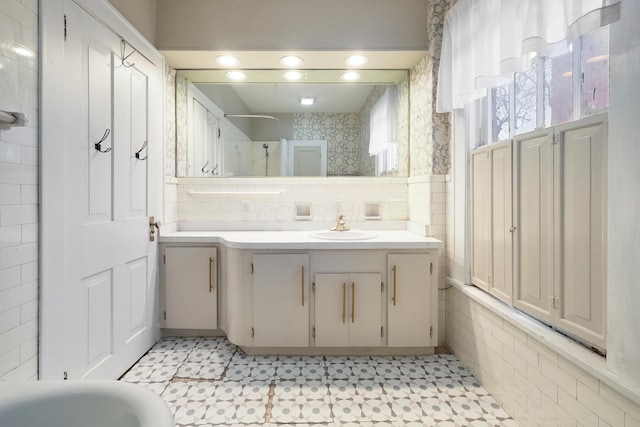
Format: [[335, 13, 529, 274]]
[[130, 380, 170, 395], [176, 361, 227, 380], [136, 350, 189, 366], [121, 364, 179, 383], [151, 336, 198, 352], [161, 380, 217, 403], [271, 396, 333, 423], [276, 363, 325, 380], [119, 337, 518, 427], [186, 347, 236, 364], [273, 379, 330, 401]]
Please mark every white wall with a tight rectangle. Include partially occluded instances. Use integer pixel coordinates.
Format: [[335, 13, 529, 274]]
[[607, 0, 640, 387], [0, 0, 39, 381]]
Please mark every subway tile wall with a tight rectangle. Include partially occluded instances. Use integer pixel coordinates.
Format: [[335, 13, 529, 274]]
[[446, 286, 640, 427], [175, 177, 409, 230], [408, 175, 449, 345], [0, 0, 39, 381]]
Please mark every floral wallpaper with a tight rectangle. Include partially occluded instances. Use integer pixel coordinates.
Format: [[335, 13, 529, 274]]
[[293, 112, 361, 176], [409, 0, 452, 176], [175, 74, 188, 176], [164, 65, 176, 177]]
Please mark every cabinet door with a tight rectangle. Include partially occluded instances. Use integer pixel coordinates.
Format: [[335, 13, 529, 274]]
[[348, 273, 382, 347], [387, 254, 433, 347], [471, 149, 492, 291], [491, 143, 513, 304], [514, 134, 554, 323], [315, 274, 349, 347], [164, 247, 218, 329], [315, 273, 382, 347], [252, 254, 309, 347], [556, 124, 606, 347]]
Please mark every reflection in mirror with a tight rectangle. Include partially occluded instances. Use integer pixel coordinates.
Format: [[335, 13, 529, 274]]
[[176, 70, 409, 177]]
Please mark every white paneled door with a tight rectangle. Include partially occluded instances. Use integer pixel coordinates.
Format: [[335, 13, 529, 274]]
[[40, 1, 162, 379]]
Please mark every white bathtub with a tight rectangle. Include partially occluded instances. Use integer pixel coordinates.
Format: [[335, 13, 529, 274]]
[[0, 380, 174, 427]]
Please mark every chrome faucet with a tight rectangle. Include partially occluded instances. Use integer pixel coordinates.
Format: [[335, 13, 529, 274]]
[[331, 214, 350, 231]]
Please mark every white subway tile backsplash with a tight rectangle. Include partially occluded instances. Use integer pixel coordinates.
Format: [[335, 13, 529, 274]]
[[0, 203, 36, 225], [0, 163, 36, 184], [20, 145, 38, 166], [0, 306, 20, 334], [19, 336, 36, 363], [0, 347, 20, 377], [0, 241, 37, 269], [577, 381, 625, 427], [0, 141, 21, 163], [0, 0, 37, 383], [0, 265, 20, 291], [0, 183, 20, 204], [19, 297, 36, 323], [0, 224, 21, 248]]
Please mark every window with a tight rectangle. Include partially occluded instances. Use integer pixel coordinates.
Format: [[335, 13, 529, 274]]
[[369, 87, 398, 175], [580, 26, 610, 118], [477, 27, 610, 145]]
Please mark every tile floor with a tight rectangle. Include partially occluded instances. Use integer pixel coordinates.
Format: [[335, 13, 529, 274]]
[[120, 336, 518, 427]]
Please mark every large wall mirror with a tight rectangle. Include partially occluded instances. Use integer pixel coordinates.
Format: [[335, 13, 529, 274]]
[[176, 69, 409, 178]]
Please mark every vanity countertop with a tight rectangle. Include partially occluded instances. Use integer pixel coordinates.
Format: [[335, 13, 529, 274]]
[[159, 230, 444, 250]]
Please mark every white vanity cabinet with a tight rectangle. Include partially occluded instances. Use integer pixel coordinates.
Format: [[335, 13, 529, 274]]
[[387, 253, 437, 347], [163, 246, 218, 330], [159, 230, 444, 352], [314, 273, 382, 347], [251, 253, 310, 347]]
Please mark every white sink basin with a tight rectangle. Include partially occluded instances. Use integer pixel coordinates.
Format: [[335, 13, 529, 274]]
[[309, 230, 377, 240]]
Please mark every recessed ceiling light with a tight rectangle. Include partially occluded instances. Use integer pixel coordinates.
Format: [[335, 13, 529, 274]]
[[283, 70, 304, 81], [216, 55, 240, 66], [226, 70, 247, 81], [345, 55, 368, 67], [280, 55, 304, 67], [300, 97, 315, 106], [341, 71, 361, 81]]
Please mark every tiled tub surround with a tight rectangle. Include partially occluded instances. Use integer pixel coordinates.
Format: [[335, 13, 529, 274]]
[[121, 336, 517, 426]]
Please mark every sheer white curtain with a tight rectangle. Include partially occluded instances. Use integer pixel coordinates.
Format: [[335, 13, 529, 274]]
[[369, 86, 398, 155], [436, 0, 621, 112]]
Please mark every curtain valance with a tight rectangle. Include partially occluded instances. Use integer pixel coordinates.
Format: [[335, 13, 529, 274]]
[[436, 0, 621, 112]]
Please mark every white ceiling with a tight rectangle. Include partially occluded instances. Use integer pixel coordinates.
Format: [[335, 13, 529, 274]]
[[208, 83, 377, 114]]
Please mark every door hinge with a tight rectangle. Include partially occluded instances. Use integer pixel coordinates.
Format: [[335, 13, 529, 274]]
[[551, 133, 558, 145], [312, 282, 315, 293], [430, 263, 433, 274], [63, 371, 68, 380], [251, 263, 254, 274], [312, 326, 316, 338], [381, 282, 384, 292], [430, 326, 433, 338], [64, 14, 67, 41], [550, 296, 559, 309], [163, 254, 166, 264], [218, 128, 221, 138], [381, 326, 384, 337], [250, 327, 255, 337]]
